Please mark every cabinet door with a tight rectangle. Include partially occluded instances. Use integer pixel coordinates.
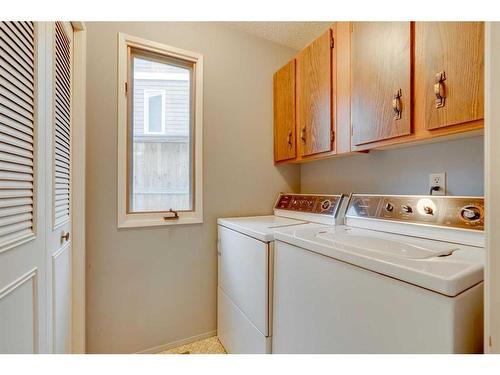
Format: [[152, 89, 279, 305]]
[[273, 60, 296, 162], [415, 22, 484, 130], [296, 29, 333, 157], [351, 22, 411, 146]]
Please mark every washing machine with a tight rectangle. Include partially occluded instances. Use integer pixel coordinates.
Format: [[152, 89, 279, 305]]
[[217, 193, 346, 353], [272, 194, 485, 353]]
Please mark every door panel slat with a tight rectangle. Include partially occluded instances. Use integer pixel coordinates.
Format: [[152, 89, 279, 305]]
[[0, 113, 33, 137], [0, 160, 32, 174], [0, 189, 33, 199], [55, 81, 71, 105], [0, 29, 34, 68], [54, 112, 70, 133], [0, 142, 33, 159], [55, 199, 69, 208], [0, 221, 32, 237], [0, 151, 33, 167], [0, 180, 33, 189], [0, 103, 34, 129], [0, 170, 33, 181], [54, 194, 69, 201], [0, 132, 33, 152], [0, 64, 34, 97], [1, 22, 34, 50], [0, 205, 33, 218], [55, 91, 71, 115], [0, 197, 33, 208], [0, 123, 33, 143], [0, 21, 35, 247], [0, 86, 34, 114], [0, 77, 34, 108], [52, 22, 71, 228], [54, 158, 70, 169], [18, 21, 34, 36], [0, 44, 34, 84], [0, 95, 34, 122]]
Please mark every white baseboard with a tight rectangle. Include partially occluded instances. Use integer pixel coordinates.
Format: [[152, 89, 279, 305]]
[[136, 330, 218, 354]]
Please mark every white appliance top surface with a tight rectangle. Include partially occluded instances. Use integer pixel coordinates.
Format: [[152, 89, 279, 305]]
[[274, 225, 484, 296], [218, 215, 327, 242]]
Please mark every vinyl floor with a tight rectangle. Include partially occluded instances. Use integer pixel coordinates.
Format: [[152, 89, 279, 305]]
[[158, 336, 227, 354]]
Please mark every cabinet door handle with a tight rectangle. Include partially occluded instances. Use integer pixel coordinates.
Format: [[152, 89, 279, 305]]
[[434, 71, 446, 108], [392, 88, 402, 120], [286, 130, 293, 147], [61, 232, 70, 242], [300, 127, 306, 143]]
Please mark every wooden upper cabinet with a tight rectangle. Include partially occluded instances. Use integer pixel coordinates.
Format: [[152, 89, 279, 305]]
[[272, 22, 483, 164], [273, 60, 296, 162], [351, 22, 411, 146], [296, 29, 333, 157], [415, 22, 484, 130]]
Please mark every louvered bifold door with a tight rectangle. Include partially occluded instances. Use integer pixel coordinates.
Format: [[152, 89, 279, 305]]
[[53, 22, 71, 228], [0, 21, 36, 249]]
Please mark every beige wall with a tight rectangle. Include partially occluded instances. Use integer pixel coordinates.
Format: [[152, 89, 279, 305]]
[[85, 22, 299, 353], [301, 136, 484, 196]]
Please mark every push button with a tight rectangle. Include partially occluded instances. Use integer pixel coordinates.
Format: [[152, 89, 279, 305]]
[[321, 200, 331, 210]]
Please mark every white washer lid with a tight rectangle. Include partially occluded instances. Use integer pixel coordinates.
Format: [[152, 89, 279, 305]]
[[274, 224, 484, 296], [217, 215, 308, 242]]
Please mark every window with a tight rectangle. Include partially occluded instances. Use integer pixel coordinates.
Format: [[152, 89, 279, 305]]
[[117, 33, 203, 227], [143, 89, 166, 135]]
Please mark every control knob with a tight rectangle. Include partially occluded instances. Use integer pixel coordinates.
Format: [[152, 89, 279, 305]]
[[401, 204, 413, 214], [460, 206, 481, 222], [423, 206, 434, 215], [385, 203, 394, 212]]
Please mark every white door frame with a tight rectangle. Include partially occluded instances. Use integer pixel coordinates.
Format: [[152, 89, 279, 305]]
[[70, 21, 86, 354], [485, 21, 500, 354]]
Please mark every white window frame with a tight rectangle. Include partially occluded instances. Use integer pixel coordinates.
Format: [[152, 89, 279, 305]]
[[117, 33, 203, 228], [143, 89, 166, 135]]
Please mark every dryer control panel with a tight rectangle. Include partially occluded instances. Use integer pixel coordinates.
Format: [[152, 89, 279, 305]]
[[346, 194, 484, 231], [274, 193, 344, 216]]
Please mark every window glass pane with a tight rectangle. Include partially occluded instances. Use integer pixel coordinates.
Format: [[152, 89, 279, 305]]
[[148, 94, 163, 133], [131, 54, 192, 212]]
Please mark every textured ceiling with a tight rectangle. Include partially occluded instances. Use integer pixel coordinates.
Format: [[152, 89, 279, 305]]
[[222, 22, 332, 51]]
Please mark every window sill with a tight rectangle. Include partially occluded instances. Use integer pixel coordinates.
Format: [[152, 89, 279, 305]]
[[117, 214, 203, 229]]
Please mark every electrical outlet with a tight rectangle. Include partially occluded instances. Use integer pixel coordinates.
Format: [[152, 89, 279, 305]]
[[429, 173, 446, 196]]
